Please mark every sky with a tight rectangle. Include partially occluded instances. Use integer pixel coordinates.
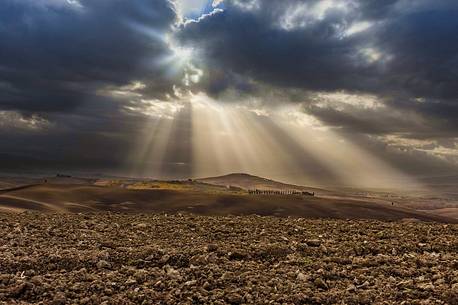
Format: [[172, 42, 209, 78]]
[[0, 0, 457, 188]]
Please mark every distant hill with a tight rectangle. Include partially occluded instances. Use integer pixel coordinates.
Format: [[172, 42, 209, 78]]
[[1, 173, 456, 222], [419, 174, 458, 186], [196, 173, 326, 194], [0, 175, 94, 190]]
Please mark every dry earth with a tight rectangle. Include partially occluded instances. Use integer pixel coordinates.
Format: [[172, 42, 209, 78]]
[[0, 212, 457, 304], [1, 184, 456, 223], [1, 174, 457, 220]]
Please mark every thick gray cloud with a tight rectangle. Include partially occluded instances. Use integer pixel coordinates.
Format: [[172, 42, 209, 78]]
[[174, 0, 458, 176], [179, 0, 458, 136], [0, 0, 182, 174], [0, 0, 177, 113], [1, 0, 457, 179]]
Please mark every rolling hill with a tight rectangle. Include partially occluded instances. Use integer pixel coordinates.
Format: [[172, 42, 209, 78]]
[[196, 173, 326, 193], [0, 183, 456, 223]]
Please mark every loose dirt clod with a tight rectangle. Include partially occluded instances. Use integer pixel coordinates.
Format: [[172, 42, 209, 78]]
[[0, 213, 456, 304]]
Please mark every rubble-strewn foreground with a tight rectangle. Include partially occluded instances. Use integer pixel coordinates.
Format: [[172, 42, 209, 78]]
[[0, 213, 457, 304]]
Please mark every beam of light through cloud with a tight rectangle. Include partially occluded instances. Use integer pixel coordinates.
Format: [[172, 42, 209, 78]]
[[191, 94, 245, 176], [189, 93, 317, 182], [129, 90, 425, 191], [128, 114, 175, 178], [272, 107, 423, 190]]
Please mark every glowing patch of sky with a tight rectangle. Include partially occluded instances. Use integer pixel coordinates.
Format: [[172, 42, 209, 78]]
[[345, 21, 372, 36], [174, 0, 215, 20]]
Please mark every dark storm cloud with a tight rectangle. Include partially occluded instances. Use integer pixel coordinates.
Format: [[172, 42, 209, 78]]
[[179, 0, 384, 94], [376, 9, 458, 101], [0, 92, 142, 173], [178, 0, 458, 137], [1, 0, 457, 177], [0, 0, 181, 173], [0, 0, 177, 113]]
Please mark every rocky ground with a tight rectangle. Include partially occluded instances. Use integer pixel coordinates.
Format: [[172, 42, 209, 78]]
[[0, 213, 457, 305]]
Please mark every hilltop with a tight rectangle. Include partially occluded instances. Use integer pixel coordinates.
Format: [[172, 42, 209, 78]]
[[196, 173, 325, 193]]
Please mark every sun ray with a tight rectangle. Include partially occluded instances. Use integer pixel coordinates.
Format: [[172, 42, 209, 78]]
[[271, 108, 424, 190], [129, 92, 424, 191]]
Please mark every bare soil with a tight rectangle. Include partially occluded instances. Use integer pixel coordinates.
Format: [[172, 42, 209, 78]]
[[0, 212, 457, 304]]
